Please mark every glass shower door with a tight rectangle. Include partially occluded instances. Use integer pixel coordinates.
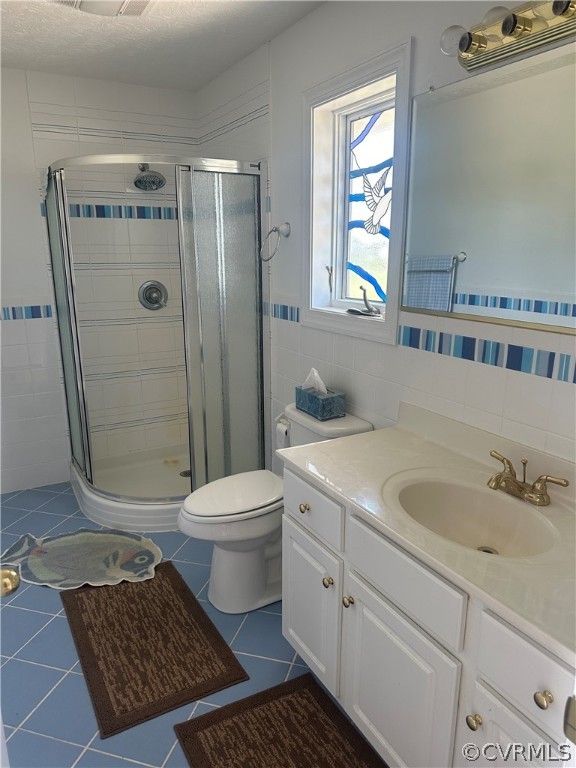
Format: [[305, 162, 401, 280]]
[[55, 161, 191, 501], [178, 166, 263, 488], [45, 171, 92, 481]]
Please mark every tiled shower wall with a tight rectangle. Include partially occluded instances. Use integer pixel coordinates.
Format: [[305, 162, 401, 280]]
[[66, 169, 187, 462], [1, 46, 271, 492]]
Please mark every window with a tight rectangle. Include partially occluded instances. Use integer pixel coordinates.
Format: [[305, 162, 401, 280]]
[[303, 42, 412, 344]]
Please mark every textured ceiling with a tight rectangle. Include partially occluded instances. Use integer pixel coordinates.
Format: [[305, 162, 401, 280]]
[[0, 0, 322, 92]]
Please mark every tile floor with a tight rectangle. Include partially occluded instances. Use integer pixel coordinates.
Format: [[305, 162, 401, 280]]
[[0, 483, 309, 768]]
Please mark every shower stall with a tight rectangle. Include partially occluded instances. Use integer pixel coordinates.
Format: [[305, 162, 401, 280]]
[[46, 155, 267, 531]]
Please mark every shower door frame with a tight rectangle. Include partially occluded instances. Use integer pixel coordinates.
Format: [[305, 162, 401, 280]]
[[48, 153, 269, 504], [47, 169, 94, 483]]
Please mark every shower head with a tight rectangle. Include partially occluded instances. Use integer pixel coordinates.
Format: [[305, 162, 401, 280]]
[[133, 164, 166, 192]]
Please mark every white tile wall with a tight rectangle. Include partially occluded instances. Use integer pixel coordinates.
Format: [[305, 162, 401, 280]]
[[267, 1, 575, 467], [270, 315, 576, 464], [3, 8, 573, 496]]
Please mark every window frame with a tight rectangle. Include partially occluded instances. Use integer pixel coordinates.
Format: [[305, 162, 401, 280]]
[[302, 40, 412, 345]]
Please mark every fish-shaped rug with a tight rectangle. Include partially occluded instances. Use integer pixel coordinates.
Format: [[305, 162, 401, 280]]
[[0, 528, 163, 589]]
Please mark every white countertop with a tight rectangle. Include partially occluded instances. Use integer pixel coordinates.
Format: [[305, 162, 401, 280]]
[[278, 405, 576, 665]]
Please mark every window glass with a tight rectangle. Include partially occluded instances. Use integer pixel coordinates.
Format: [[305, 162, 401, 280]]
[[346, 104, 396, 303]]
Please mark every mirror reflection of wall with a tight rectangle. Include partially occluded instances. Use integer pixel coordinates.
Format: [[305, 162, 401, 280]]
[[403, 47, 575, 331]]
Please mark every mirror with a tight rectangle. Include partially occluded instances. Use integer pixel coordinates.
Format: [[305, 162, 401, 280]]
[[402, 46, 575, 333]]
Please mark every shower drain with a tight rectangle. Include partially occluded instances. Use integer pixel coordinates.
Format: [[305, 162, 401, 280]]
[[477, 545, 499, 555], [180, 469, 192, 478]]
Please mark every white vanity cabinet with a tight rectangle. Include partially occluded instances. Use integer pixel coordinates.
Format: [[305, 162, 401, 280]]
[[453, 611, 576, 768], [282, 469, 346, 693], [282, 515, 343, 693], [455, 682, 570, 767], [342, 570, 461, 767], [282, 467, 576, 768], [282, 469, 463, 767]]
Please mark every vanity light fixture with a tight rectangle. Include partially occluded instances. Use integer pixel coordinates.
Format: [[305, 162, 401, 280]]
[[55, 0, 157, 17], [441, 0, 576, 70]]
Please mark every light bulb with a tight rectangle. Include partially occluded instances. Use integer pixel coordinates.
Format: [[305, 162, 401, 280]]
[[482, 5, 511, 25], [530, 0, 557, 19], [440, 25, 468, 56], [552, 0, 576, 16], [458, 31, 488, 55], [501, 11, 546, 36], [482, 5, 511, 40]]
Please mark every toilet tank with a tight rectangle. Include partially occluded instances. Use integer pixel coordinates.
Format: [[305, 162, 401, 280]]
[[284, 403, 372, 447]]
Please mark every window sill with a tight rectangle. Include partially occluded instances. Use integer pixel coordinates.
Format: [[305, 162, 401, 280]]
[[300, 304, 398, 345]]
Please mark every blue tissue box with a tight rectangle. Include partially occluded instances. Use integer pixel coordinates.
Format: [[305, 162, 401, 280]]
[[295, 385, 346, 421]]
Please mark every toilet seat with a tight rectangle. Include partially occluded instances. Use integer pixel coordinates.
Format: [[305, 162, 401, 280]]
[[181, 469, 283, 522]]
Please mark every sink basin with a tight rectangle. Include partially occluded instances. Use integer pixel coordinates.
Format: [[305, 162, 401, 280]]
[[382, 468, 559, 557]]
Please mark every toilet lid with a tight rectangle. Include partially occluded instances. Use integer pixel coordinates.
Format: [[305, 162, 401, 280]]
[[183, 470, 283, 518]]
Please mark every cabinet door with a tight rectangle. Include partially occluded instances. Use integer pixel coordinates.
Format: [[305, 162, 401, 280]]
[[453, 682, 574, 768], [342, 571, 461, 768], [282, 516, 342, 694]]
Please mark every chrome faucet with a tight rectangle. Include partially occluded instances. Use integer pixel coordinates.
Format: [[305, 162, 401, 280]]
[[487, 450, 569, 506]]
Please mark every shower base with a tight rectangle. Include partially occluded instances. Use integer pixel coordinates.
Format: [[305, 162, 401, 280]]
[[93, 446, 191, 499], [71, 446, 191, 532]]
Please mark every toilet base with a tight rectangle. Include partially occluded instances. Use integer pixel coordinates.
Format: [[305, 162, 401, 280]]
[[207, 537, 282, 614], [209, 576, 282, 615]]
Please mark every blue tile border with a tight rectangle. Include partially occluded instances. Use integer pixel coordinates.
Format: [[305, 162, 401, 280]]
[[1, 305, 53, 321], [398, 324, 575, 384], [454, 292, 576, 320], [265, 302, 300, 322], [41, 203, 177, 220]]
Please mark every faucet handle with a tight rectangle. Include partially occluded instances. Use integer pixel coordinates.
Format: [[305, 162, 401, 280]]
[[533, 475, 569, 489], [490, 450, 516, 477], [524, 475, 570, 506]]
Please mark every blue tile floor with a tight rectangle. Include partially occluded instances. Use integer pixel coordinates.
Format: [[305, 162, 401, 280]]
[[1, 483, 309, 768]]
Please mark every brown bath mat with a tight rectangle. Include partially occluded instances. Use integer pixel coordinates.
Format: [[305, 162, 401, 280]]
[[61, 560, 248, 738], [174, 673, 387, 768]]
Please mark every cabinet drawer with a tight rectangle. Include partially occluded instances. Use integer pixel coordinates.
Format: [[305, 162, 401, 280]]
[[478, 612, 576, 745], [283, 470, 344, 550], [347, 515, 467, 652], [454, 682, 569, 767]]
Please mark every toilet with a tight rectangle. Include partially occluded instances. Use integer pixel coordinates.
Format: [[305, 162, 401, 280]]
[[178, 403, 373, 613]]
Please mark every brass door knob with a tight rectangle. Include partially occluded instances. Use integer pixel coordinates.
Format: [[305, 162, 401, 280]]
[[299, 503, 310, 514], [342, 596, 355, 608], [466, 714, 483, 731], [322, 577, 334, 588], [1, 568, 20, 597], [534, 690, 554, 710]]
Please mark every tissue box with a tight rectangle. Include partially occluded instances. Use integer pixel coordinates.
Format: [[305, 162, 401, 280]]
[[295, 386, 346, 421]]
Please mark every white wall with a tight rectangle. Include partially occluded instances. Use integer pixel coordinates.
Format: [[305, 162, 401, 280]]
[[0, 50, 270, 493], [267, 1, 575, 463], [1, 3, 574, 494], [1, 69, 70, 492]]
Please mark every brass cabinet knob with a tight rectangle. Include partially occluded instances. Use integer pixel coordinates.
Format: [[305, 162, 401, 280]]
[[466, 714, 483, 731], [534, 690, 554, 710], [299, 503, 310, 514], [0, 568, 20, 597], [322, 577, 334, 589], [342, 596, 355, 608]]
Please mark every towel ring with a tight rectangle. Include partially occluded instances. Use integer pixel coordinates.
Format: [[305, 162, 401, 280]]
[[260, 223, 291, 262]]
